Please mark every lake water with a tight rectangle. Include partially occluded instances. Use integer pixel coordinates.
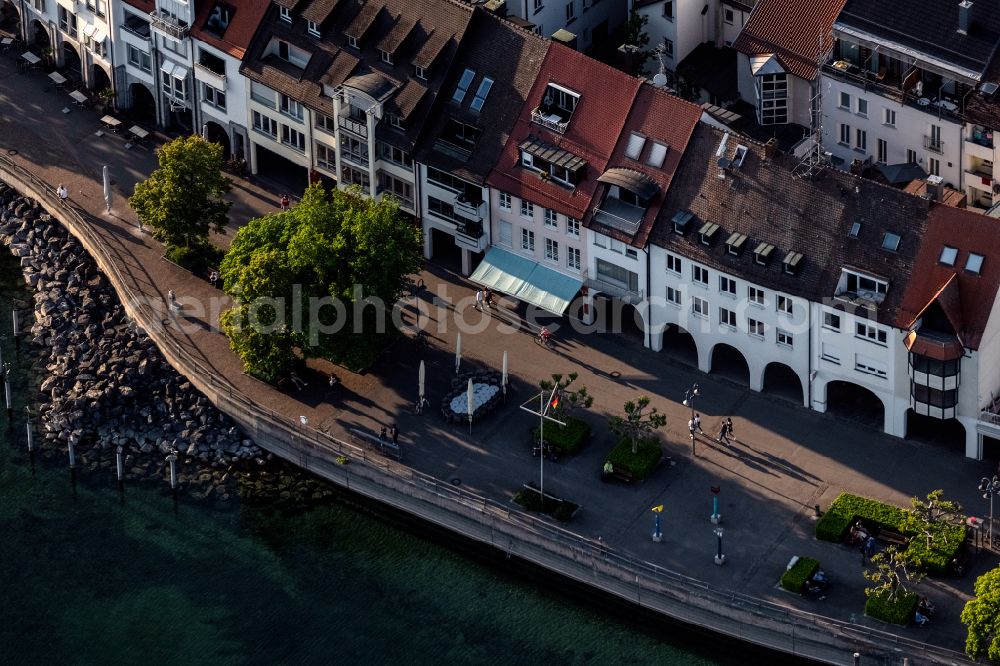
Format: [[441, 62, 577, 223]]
[[0, 251, 740, 666]]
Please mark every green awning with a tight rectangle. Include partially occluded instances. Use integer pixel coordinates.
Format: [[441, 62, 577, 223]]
[[470, 248, 582, 316]]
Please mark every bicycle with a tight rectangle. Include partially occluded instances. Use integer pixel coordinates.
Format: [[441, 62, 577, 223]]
[[534, 327, 553, 348]]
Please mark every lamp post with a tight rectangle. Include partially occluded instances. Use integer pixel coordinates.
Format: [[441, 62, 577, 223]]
[[683, 383, 699, 456], [711, 485, 722, 524], [978, 475, 1000, 549], [713, 527, 725, 565]]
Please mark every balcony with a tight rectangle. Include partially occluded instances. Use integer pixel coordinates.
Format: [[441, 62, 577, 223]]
[[377, 188, 413, 210], [455, 225, 487, 252], [340, 150, 369, 169], [966, 138, 994, 162], [966, 168, 993, 193], [584, 277, 644, 304], [592, 198, 644, 235], [531, 107, 569, 134], [122, 16, 151, 40], [150, 10, 190, 40], [194, 62, 226, 87], [454, 192, 484, 216], [923, 136, 945, 154], [822, 62, 965, 123], [338, 114, 367, 137]]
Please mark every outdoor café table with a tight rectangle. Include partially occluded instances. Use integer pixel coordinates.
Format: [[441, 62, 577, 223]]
[[48, 71, 67, 87], [69, 90, 87, 106], [0, 38, 12, 53], [20, 51, 40, 71], [128, 125, 149, 141], [100, 115, 122, 132]]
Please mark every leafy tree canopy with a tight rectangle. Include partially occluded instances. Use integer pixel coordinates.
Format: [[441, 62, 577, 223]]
[[220, 184, 422, 376], [962, 566, 1000, 660], [608, 395, 666, 454], [129, 135, 232, 248]]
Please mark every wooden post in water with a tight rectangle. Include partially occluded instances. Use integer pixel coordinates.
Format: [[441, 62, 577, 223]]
[[166, 452, 178, 492], [25, 421, 33, 452], [68, 439, 76, 469], [11, 309, 19, 348], [116, 446, 124, 490]]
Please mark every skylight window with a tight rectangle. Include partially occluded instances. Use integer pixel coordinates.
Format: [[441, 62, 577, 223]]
[[881, 232, 901, 252], [647, 142, 668, 168], [848, 221, 861, 238], [939, 246, 958, 266], [625, 133, 646, 160], [452, 68, 475, 103], [966, 252, 984, 274], [469, 76, 494, 112]]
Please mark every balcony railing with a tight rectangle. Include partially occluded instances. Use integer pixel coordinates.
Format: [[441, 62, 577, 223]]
[[150, 10, 190, 39], [585, 277, 643, 304], [122, 19, 151, 40], [340, 150, 369, 168], [377, 188, 413, 210], [923, 136, 945, 153], [338, 115, 367, 136], [531, 107, 569, 134], [822, 62, 966, 123], [195, 62, 226, 83], [454, 193, 484, 215]]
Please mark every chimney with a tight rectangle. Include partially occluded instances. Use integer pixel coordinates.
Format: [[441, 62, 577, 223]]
[[926, 174, 944, 201], [958, 0, 973, 35]]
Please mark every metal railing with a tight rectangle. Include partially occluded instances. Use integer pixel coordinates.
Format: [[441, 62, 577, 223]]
[[150, 10, 189, 39], [923, 136, 945, 154], [0, 153, 975, 666], [338, 115, 367, 137], [530, 108, 569, 134]]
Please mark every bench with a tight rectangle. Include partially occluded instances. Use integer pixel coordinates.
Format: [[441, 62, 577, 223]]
[[612, 468, 633, 484], [877, 529, 909, 547], [349, 427, 401, 460]]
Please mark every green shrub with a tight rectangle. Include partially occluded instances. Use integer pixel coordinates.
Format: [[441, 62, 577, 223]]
[[513, 484, 579, 522], [165, 242, 225, 276], [865, 589, 919, 625], [606, 436, 662, 480], [532, 417, 591, 455], [780, 556, 819, 593], [815, 493, 964, 576]]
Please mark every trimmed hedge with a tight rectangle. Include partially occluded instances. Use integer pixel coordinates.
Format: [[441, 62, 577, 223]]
[[780, 557, 820, 593], [514, 485, 579, 522], [815, 493, 964, 576], [532, 416, 591, 455], [606, 437, 662, 480], [865, 589, 919, 625]]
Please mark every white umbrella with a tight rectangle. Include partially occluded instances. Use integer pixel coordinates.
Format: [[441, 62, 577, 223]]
[[467, 378, 474, 434], [418, 360, 426, 409], [501, 351, 508, 401], [455, 333, 462, 374], [102, 165, 112, 213]]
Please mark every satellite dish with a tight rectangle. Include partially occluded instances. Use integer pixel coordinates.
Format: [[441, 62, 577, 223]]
[[652, 73, 668, 88]]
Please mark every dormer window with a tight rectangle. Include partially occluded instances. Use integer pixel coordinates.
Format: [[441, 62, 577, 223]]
[[672, 210, 693, 235], [881, 232, 901, 252], [347, 35, 359, 50], [469, 77, 494, 112], [698, 222, 719, 246], [452, 68, 475, 103], [783, 251, 803, 275], [966, 252, 984, 274], [837, 268, 888, 303], [279, 6, 291, 22], [754, 242, 774, 265], [532, 82, 580, 133], [625, 133, 646, 160], [726, 232, 747, 256], [307, 20, 320, 36], [380, 49, 393, 65], [414, 65, 426, 80], [646, 142, 668, 168], [389, 114, 405, 130]]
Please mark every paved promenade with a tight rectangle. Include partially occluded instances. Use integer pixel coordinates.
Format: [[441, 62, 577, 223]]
[[1, 53, 996, 662]]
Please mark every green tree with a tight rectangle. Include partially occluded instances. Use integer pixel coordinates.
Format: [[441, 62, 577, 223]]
[[220, 184, 422, 376], [539, 372, 593, 417], [589, 11, 652, 76], [608, 395, 666, 454], [902, 489, 964, 551], [863, 546, 924, 602], [129, 135, 231, 248], [962, 566, 1000, 660]]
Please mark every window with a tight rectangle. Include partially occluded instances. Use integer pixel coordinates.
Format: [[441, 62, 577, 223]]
[[692, 297, 709, 317], [347, 35, 359, 49], [666, 286, 681, 305], [625, 132, 646, 160], [719, 276, 736, 296], [533, 0, 542, 9], [544, 208, 558, 229], [663, 39, 674, 58], [567, 246, 581, 270], [281, 125, 305, 151], [565, 0, 575, 21], [883, 108, 896, 127], [877, 138, 888, 163], [520, 200, 534, 218], [279, 6, 292, 22], [663, 0, 673, 19], [593, 235, 606, 249], [823, 311, 841, 331], [647, 142, 668, 167], [428, 197, 473, 226], [748, 286, 764, 306], [939, 246, 958, 266], [848, 220, 861, 238], [692, 265, 708, 286], [748, 318, 764, 337], [453, 68, 476, 103], [279, 94, 303, 121], [839, 123, 851, 145], [821, 342, 841, 364], [966, 253, 984, 274], [757, 73, 787, 125], [857, 98, 868, 116], [855, 128, 867, 152], [720, 307, 736, 328], [777, 295, 792, 315], [596, 259, 639, 292], [252, 111, 277, 138], [127, 45, 151, 72], [625, 248, 638, 260], [470, 77, 494, 112], [839, 92, 851, 109], [777, 330, 793, 347], [856, 322, 887, 345], [928, 157, 940, 176], [389, 114, 405, 130], [414, 65, 426, 80], [567, 217, 580, 237], [315, 143, 335, 171], [499, 221, 513, 247], [443, 118, 482, 149], [161, 71, 186, 100], [377, 172, 413, 206], [545, 238, 559, 262], [912, 385, 958, 408], [906, 148, 917, 164], [499, 192, 512, 211], [881, 232, 901, 252], [58, 6, 77, 38], [341, 135, 369, 166], [377, 143, 413, 167], [855, 355, 887, 378], [521, 228, 535, 251], [724, 7, 734, 23], [307, 20, 320, 36], [201, 83, 226, 111], [666, 254, 681, 274]]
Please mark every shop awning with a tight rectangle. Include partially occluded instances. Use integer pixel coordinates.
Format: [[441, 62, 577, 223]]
[[470, 247, 582, 316]]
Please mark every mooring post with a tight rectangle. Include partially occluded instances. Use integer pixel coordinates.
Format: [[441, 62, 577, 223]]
[[26, 421, 33, 452], [11, 309, 19, 348], [68, 438, 76, 469], [167, 452, 178, 491], [116, 446, 124, 491]]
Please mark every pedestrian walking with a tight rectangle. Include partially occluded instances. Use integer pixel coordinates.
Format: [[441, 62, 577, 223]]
[[484, 287, 495, 309], [693, 413, 703, 434], [390, 424, 399, 446], [717, 419, 731, 446], [209, 271, 219, 289], [56, 183, 68, 205], [280, 193, 290, 211], [379, 425, 387, 442], [725, 417, 735, 441], [475, 288, 484, 312]]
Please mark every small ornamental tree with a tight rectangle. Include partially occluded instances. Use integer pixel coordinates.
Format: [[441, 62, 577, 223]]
[[608, 395, 666, 454], [129, 135, 232, 248], [962, 566, 1000, 660], [902, 489, 964, 551], [539, 372, 593, 418], [864, 546, 924, 603]]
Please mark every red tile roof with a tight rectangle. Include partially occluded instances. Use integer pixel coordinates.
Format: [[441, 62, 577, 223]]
[[732, 0, 846, 80], [486, 42, 643, 220], [586, 84, 702, 248], [897, 206, 1000, 350], [123, 0, 154, 12], [192, 0, 271, 60]]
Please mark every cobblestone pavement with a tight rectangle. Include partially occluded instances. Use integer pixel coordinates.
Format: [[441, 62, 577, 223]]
[[1, 52, 996, 656]]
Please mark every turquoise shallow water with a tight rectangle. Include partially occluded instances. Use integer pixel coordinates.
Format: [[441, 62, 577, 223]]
[[0, 252, 730, 666]]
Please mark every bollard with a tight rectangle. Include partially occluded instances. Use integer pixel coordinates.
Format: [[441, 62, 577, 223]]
[[11, 309, 18, 337], [26, 421, 33, 452], [68, 439, 76, 469], [116, 446, 124, 489], [166, 453, 178, 490]]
